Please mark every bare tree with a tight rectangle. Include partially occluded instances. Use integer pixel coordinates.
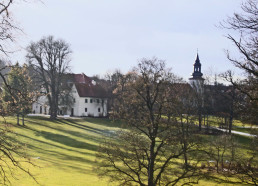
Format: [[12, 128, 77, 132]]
[[0, 124, 38, 185], [205, 134, 258, 185], [222, 0, 258, 77], [104, 70, 130, 118], [0, 1, 39, 184], [26, 35, 72, 119], [221, 0, 258, 123], [96, 58, 204, 186]]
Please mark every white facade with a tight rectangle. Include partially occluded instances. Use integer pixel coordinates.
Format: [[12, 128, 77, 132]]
[[66, 84, 108, 117], [32, 81, 108, 117], [189, 79, 204, 95], [32, 96, 50, 114]]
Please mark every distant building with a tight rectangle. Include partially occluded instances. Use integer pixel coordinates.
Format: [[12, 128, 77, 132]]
[[189, 53, 205, 94], [32, 73, 108, 117]]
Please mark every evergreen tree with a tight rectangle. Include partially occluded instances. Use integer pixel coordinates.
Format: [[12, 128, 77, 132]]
[[1, 63, 34, 125]]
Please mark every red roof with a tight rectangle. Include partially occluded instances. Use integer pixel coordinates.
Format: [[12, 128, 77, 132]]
[[75, 83, 107, 98], [69, 73, 107, 98], [73, 73, 92, 84]]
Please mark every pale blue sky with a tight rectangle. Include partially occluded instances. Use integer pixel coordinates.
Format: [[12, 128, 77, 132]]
[[11, 0, 243, 80]]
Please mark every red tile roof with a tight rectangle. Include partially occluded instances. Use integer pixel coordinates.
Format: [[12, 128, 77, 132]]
[[68, 73, 107, 98], [75, 83, 107, 98], [73, 73, 92, 84]]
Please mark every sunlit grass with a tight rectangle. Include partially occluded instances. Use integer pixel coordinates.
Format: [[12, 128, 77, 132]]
[[0, 116, 254, 185], [0, 116, 121, 186]]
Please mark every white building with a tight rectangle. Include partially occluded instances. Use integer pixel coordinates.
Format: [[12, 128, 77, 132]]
[[32, 73, 108, 117]]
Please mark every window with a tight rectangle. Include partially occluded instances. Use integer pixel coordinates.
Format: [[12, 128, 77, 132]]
[[98, 108, 100, 112], [85, 108, 87, 112], [97, 99, 99, 103], [90, 99, 93, 103], [85, 99, 88, 103], [73, 98, 76, 103]]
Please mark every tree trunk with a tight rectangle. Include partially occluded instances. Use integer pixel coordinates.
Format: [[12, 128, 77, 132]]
[[181, 116, 188, 169], [198, 110, 202, 131], [22, 114, 25, 126], [206, 115, 209, 133], [50, 101, 58, 119], [183, 142, 188, 170], [47, 94, 57, 119], [17, 114, 20, 125], [148, 139, 155, 186], [229, 88, 235, 135], [229, 114, 233, 135]]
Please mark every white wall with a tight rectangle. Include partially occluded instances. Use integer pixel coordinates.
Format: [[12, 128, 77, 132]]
[[32, 84, 108, 117], [32, 96, 50, 114], [71, 97, 108, 117], [68, 84, 108, 117], [189, 79, 204, 95]]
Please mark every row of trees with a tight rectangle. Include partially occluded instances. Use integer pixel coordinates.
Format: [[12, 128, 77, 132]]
[[0, 0, 257, 185], [97, 58, 258, 185], [97, 59, 202, 185], [96, 0, 258, 185]]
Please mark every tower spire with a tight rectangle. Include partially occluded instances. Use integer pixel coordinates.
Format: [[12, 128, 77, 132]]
[[189, 52, 205, 91], [191, 52, 203, 79]]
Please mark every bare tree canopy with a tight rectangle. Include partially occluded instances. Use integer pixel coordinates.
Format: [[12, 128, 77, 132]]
[[221, 0, 258, 124], [224, 0, 257, 68], [0, 1, 39, 184], [222, 0, 258, 97], [0, 0, 21, 54], [26, 35, 72, 119], [96, 58, 204, 186]]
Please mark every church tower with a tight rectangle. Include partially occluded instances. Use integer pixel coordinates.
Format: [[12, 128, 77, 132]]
[[189, 53, 204, 93]]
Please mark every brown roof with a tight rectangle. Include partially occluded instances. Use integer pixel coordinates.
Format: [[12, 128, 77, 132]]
[[75, 83, 107, 98], [67, 73, 107, 98], [73, 73, 92, 84]]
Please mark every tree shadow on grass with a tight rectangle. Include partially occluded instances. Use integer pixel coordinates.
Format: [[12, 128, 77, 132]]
[[24, 119, 108, 144], [45, 159, 94, 173], [27, 115, 122, 128], [11, 132, 98, 156], [26, 118, 106, 135], [6, 134, 97, 163], [51, 120, 114, 136], [37, 131, 98, 151], [79, 117, 123, 128]]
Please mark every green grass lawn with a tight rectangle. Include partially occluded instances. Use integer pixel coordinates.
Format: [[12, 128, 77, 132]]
[[203, 116, 255, 128], [0, 116, 122, 186], [0, 116, 253, 186], [180, 115, 257, 133]]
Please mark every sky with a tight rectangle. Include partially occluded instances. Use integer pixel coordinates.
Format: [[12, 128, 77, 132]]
[[10, 0, 243, 81]]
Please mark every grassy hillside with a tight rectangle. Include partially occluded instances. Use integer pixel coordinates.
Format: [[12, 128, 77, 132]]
[[0, 116, 251, 186], [1, 116, 122, 186]]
